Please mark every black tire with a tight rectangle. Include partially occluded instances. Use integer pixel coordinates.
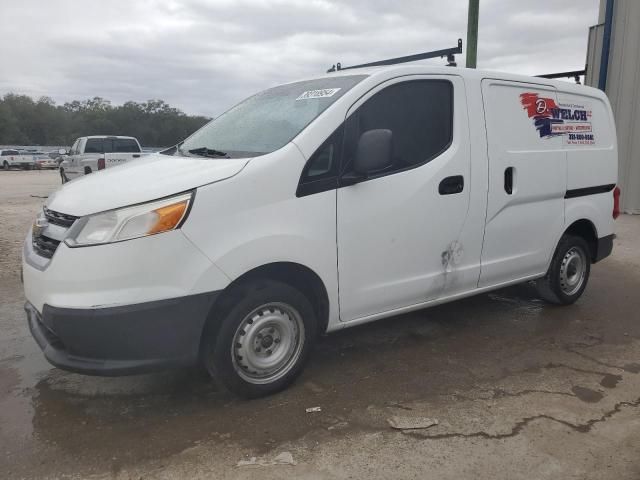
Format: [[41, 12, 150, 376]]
[[202, 279, 317, 398], [536, 234, 591, 305], [2, 161, 8, 171]]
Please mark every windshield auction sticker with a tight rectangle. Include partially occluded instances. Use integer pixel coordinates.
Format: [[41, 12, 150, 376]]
[[296, 88, 341, 100], [520, 92, 595, 145]]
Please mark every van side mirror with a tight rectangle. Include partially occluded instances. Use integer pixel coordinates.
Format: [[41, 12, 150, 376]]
[[353, 129, 393, 175], [58, 148, 67, 155], [341, 129, 393, 186]]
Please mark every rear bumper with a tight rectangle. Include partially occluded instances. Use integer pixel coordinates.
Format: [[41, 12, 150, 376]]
[[595, 234, 615, 263], [25, 291, 219, 376]]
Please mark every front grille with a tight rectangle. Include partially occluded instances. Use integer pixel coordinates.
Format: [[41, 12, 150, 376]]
[[44, 207, 78, 227], [31, 207, 78, 259], [32, 234, 61, 259]]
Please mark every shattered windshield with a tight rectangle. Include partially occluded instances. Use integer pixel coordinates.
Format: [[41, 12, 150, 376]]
[[177, 75, 367, 158]]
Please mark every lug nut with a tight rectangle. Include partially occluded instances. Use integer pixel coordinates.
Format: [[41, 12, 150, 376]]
[[274, 338, 280, 344], [255, 347, 261, 353]]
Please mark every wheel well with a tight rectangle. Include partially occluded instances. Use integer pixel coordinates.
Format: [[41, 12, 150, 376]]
[[201, 262, 330, 350], [565, 219, 598, 261]]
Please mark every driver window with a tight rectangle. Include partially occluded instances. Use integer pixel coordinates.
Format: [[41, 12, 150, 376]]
[[343, 79, 454, 176]]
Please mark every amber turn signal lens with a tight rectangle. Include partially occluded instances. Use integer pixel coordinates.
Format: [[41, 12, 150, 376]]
[[148, 200, 189, 234]]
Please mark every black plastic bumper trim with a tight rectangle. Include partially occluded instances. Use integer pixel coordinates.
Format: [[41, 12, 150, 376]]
[[594, 234, 615, 263], [25, 291, 220, 376], [565, 184, 616, 199]]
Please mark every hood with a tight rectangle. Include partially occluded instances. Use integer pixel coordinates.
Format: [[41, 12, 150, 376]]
[[48, 153, 250, 216]]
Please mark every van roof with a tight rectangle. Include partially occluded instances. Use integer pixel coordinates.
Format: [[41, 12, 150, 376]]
[[311, 64, 605, 97]]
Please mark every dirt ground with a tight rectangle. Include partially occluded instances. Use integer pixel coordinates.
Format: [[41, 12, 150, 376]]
[[1, 170, 640, 479]]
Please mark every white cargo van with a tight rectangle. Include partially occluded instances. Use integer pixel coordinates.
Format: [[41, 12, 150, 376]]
[[59, 135, 145, 183], [23, 65, 619, 397]]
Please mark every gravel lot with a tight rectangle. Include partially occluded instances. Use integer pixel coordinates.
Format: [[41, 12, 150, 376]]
[[1, 170, 640, 479]]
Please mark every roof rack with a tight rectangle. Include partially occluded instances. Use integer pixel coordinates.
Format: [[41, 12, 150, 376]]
[[327, 39, 463, 73], [536, 69, 586, 84]]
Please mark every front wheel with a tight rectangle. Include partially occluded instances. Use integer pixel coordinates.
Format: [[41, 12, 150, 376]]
[[536, 235, 591, 305], [202, 280, 317, 398]]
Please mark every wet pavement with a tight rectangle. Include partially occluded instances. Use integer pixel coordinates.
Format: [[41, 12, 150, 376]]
[[1, 171, 640, 479]]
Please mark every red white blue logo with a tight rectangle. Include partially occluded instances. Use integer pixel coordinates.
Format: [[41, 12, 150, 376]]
[[520, 92, 595, 144]]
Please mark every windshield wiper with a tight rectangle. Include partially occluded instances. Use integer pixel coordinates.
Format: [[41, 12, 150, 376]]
[[187, 147, 229, 158]]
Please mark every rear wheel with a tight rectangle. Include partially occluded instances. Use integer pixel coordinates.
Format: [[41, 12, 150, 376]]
[[2, 161, 8, 171], [536, 234, 591, 305], [202, 280, 317, 398]]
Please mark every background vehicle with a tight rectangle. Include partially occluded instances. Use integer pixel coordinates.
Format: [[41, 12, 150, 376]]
[[31, 152, 58, 169], [1, 149, 35, 170], [59, 136, 146, 182], [23, 65, 618, 398]]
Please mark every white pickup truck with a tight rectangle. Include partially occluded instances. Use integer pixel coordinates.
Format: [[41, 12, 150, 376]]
[[1, 149, 36, 170], [59, 136, 145, 183]]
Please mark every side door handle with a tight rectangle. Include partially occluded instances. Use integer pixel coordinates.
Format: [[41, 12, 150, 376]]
[[438, 175, 464, 195], [504, 167, 514, 194]]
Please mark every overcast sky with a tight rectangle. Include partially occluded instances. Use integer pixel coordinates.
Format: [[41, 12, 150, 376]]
[[0, 0, 599, 117]]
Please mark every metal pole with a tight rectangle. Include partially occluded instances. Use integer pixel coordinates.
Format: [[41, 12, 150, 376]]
[[598, 0, 614, 91], [466, 0, 480, 68]]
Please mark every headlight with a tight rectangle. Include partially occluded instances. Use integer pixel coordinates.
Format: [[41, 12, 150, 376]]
[[65, 192, 193, 247]]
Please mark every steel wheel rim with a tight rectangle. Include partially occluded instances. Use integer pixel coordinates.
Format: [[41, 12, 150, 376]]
[[231, 302, 305, 385], [559, 247, 587, 296]]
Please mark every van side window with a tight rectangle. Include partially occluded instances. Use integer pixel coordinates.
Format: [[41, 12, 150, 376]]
[[85, 138, 104, 154], [296, 126, 343, 197], [343, 80, 453, 176]]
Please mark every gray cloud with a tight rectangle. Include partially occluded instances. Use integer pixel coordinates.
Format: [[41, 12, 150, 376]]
[[0, 0, 599, 117]]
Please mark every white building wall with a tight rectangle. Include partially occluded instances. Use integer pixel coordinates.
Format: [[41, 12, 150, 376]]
[[586, 0, 640, 213]]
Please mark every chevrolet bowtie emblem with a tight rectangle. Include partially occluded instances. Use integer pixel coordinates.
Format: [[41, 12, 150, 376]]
[[33, 217, 49, 238]]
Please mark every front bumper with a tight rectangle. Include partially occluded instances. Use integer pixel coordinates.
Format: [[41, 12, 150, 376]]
[[25, 292, 219, 375], [23, 228, 230, 312]]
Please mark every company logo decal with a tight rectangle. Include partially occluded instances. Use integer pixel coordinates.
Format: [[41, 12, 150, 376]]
[[520, 92, 595, 145]]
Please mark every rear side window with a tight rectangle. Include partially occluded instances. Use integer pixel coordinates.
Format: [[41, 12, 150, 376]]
[[344, 80, 453, 174], [113, 139, 140, 153], [84, 138, 104, 153]]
